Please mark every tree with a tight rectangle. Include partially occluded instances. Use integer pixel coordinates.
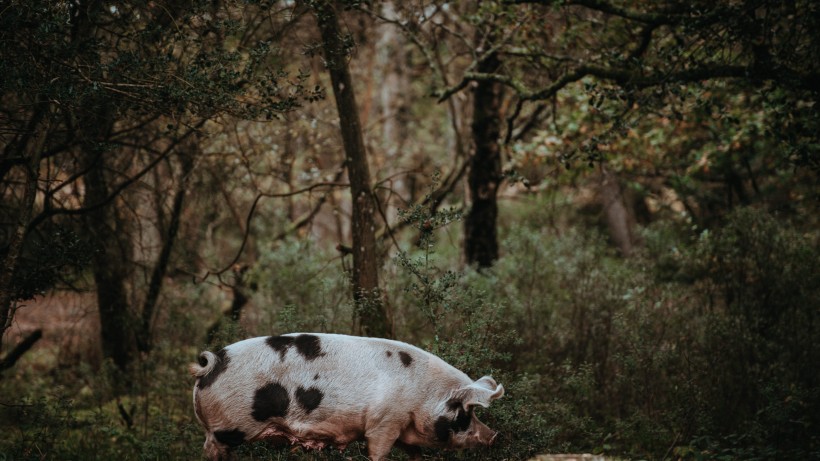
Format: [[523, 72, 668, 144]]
[[0, 0, 306, 372], [383, 0, 818, 257], [311, 0, 391, 338], [465, 28, 504, 268]]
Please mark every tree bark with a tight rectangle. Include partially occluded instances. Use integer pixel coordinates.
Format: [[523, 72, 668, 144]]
[[465, 45, 504, 268], [599, 166, 636, 257], [205, 264, 250, 346], [312, 0, 390, 338], [138, 150, 194, 352], [0, 329, 43, 372], [0, 101, 50, 347], [82, 122, 138, 375]]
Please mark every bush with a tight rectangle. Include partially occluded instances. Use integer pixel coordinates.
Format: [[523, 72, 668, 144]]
[[466, 200, 819, 459], [0, 393, 202, 461], [2, 195, 817, 460], [677, 207, 820, 458], [247, 238, 353, 334]]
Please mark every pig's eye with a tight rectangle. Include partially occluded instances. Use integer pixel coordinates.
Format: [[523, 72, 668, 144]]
[[452, 407, 471, 432]]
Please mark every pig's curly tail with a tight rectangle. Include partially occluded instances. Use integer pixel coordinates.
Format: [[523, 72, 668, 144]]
[[189, 350, 218, 377]]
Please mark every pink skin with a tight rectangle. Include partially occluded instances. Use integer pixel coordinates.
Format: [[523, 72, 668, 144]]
[[190, 333, 504, 461]]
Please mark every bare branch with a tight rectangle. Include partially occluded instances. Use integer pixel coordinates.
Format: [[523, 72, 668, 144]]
[[508, 0, 685, 24], [194, 179, 350, 283], [0, 329, 43, 372], [25, 119, 208, 234], [446, 62, 791, 105]]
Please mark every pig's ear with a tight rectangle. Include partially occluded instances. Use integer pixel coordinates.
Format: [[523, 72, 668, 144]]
[[458, 376, 505, 410]]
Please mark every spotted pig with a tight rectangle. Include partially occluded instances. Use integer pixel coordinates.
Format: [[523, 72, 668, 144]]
[[190, 333, 504, 460]]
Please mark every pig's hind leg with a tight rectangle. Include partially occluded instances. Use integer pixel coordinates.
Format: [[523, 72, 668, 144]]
[[203, 436, 230, 461], [203, 430, 243, 461]]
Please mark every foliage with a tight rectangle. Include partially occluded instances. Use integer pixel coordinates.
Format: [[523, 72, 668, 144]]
[[2, 1, 819, 460], [675, 208, 820, 458], [248, 238, 352, 335], [405, 197, 818, 460], [394, 172, 464, 342], [0, 0, 306, 122], [2, 199, 819, 460], [0, 1, 322, 342], [8, 228, 91, 303], [0, 395, 203, 461]]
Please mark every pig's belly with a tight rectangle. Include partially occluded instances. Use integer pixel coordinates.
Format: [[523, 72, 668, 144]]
[[251, 418, 364, 450]]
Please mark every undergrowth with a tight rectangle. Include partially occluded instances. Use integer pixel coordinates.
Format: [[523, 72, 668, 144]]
[[1, 196, 817, 460]]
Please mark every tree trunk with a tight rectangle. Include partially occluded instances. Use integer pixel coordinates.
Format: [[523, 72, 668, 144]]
[[375, 0, 410, 227], [0, 102, 50, 347], [138, 149, 194, 352], [465, 46, 503, 268], [312, 0, 390, 338], [205, 264, 250, 346], [82, 127, 138, 375], [599, 166, 636, 257], [69, 0, 138, 376], [377, 1, 409, 160], [0, 329, 43, 372]]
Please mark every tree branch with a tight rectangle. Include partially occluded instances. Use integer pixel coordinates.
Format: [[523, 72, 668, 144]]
[[137, 149, 194, 353], [508, 0, 685, 24], [271, 164, 348, 242], [194, 179, 350, 284], [0, 329, 43, 373], [376, 159, 469, 244], [564, 0, 679, 24], [24, 119, 207, 235], [448, 62, 779, 105]]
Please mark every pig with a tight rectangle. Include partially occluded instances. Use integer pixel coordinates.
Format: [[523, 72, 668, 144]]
[[190, 333, 504, 460]]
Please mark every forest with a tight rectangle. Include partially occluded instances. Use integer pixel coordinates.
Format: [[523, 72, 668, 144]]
[[1, 0, 818, 459]]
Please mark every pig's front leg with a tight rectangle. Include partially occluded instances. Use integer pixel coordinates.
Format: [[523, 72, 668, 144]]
[[365, 426, 403, 461], [395, 441, 422, 461]]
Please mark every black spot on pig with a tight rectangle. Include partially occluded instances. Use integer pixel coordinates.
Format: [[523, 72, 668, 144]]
[[434, 407, 473, 443], [313, 374, 319, 380], [385, 351, 392, 357], [434, 416, 452, 443], [252, 382, 290, 421], [399, 351, 413, 367], [214, 429, 245, 447], [296, 386, 324, 413], [197, 348, 229, 390], [266, 335, 295, 360], [294, 334, 324, 360]]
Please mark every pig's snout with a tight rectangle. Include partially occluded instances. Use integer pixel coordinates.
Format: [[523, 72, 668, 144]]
[[479, 430, 498, 447], [469, 422, 498, 448], [488, 430, 499, 446]]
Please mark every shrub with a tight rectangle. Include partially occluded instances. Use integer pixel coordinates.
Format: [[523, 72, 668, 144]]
[[2, 193, 817, 460], [247, 238, 353, 335], [678, 207, 820, 458]]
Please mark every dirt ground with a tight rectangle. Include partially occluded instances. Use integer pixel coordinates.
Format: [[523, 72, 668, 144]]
[[2, 291, 102, 371]]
